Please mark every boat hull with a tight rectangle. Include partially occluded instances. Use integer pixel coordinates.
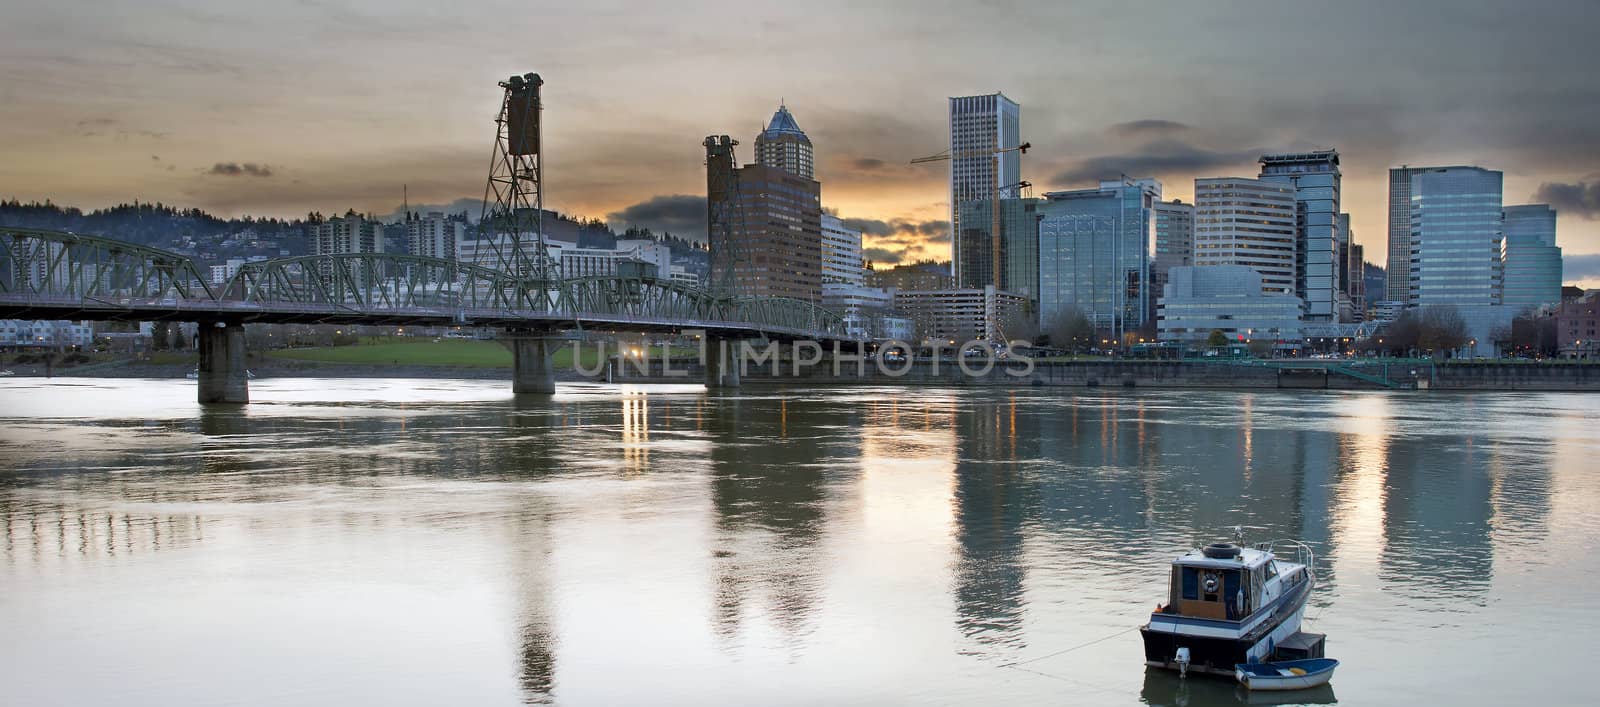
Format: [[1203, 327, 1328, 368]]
[[1235, 659, 1338, 691], [1141, 577, 1311, 676]]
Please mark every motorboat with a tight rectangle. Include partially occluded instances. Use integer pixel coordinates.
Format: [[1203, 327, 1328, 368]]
[[1235, 658, 1338, 691], [1141, 538, 1316, 677]]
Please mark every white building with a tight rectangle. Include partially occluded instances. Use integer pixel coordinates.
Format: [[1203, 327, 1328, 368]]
[[209, 258, 247, 285], [820, 214, 864, 285], [406, 212, 466, 261], [669, 265, 699, 288], [823, 283, 905, 340], [1194, 178, 1298, 296], [311, 212, 383, 256], [0, 320, 95, 349], [1157, 266, 1303, 345]]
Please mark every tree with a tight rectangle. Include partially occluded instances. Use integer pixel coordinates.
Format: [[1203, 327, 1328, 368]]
[[1206, 329, 1228, 348], [1417, 304, 1469, 356], [1048, 308, 1095, 353]]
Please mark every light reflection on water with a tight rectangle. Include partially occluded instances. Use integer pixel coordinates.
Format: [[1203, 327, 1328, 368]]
[[2, 378, 1598, 706]]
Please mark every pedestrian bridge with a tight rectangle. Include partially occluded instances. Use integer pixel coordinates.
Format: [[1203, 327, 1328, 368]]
[[0, 227, 850, 401]]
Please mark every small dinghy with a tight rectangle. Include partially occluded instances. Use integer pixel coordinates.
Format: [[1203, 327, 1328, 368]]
[[1234, 658, 1338, 691]]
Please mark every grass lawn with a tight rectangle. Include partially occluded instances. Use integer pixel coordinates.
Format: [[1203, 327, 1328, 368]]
[[270, 339, 513, 367]]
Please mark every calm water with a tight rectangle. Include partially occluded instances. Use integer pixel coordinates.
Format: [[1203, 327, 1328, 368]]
[[1, 379, 1596, 706]]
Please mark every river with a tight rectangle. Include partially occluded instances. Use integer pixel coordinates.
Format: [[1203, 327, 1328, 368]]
[[2, 378, 1595, 706]]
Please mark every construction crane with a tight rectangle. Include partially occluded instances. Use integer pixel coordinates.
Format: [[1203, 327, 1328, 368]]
[[909, 142, 1031, 165], [910, 142, 1032, 297]]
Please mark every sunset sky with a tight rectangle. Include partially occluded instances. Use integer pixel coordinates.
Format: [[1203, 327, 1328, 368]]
[[3, 0, 1598, 285]]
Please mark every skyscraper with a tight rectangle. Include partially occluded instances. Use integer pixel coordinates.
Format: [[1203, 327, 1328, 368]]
[[1408, 166, 1503, 306], [704, 107, 825, 303], [1036, 179, 1159, 337], [1341, 212, 1367, 322], [948, 93, 1021, 288], [1501, 204, 1562, 309], [754, 104, 813, 179], [1386, 166, 1425, 303], [1258, 150, 1341, 321], [1192, 178, 1297, 296]]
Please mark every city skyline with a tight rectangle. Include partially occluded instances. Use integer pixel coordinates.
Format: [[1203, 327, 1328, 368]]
[[3, 1, 1599, 287]]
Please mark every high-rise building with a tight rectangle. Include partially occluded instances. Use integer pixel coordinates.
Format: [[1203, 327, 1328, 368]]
[[1036, 179, 1160, 337], [820, 214, 864, 285], [1336, 213, 1365, 321], [1192, 178, 1297, 296], [1152, 199, 1195, 291], [706, 106, 826, 302], [707, 158, 824, 302], [754, 104, 814, 179], [1501, 204, 1562, 309], [405, 211, 466, 261], [1258, 150, 1341, 321], [311, 212, 383, 256], [1387, 166, 1426, 303], [948, 93, 1021, 288], [956, 197, 1040, 298], [1408, 166, 1504, 306]]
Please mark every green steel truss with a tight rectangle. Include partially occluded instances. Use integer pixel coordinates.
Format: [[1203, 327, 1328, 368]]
[[0, 228, 846, 338], [0, 227, 214, 301]]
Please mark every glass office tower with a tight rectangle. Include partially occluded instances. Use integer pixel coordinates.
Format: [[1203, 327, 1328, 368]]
[[1501, 204, 1562, 309], [955, 197, 1041, 299], [1037, 179, 1159, 339], [949, 93, 1022, 288], [1259, 150, 1341, 321], [1408, 166, 1503, 306]]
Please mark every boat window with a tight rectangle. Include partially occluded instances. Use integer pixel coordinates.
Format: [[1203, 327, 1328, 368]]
[[1181, 567, 1199, 600], [1266, 561, 1279, 580]]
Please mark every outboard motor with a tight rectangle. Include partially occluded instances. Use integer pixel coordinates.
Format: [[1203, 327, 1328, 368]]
[[1175, 646, 1191, 678]]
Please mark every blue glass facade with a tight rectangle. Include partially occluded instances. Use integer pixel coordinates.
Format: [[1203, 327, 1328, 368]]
[[1037, 179, 1158, 337], [1501, 204, 1562, 309], [1409, 167, 1503, 306]]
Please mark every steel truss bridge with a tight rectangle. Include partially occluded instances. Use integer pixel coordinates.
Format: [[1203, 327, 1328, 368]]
[[0, 228, 849, 399]]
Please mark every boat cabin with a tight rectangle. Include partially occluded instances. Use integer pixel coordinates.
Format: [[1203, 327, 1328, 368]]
[[1161, 543, 1279, 621]]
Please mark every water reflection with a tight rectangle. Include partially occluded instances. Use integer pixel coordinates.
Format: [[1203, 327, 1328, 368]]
[[0, 380, 1590, 705]]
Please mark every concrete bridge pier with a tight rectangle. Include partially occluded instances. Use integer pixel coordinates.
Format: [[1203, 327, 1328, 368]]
[[704, 336, 741, 389], [197, 322, 249, 404], [511, 335, 558, 395]]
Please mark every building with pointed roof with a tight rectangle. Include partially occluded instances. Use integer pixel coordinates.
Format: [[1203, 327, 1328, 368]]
[[754, 103, 814, 179]]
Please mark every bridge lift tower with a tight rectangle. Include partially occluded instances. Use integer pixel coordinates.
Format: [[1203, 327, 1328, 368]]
[[482, 72, 557, 293], [484, 72, 561, 393]]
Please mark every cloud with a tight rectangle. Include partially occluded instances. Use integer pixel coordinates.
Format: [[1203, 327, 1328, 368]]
[[1564, 253, 1600, 280], [841, 216, 949, 240], [852, 158, 887, 170], [842, 217, 892, 236], [1108, 119, 1189, 137], [1052, 139, 1259, 186], [863, 247, 903, 265], [1534, 179, 1600, 219], [207, 162, 273, 178], [607, 194, 706, 238]]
